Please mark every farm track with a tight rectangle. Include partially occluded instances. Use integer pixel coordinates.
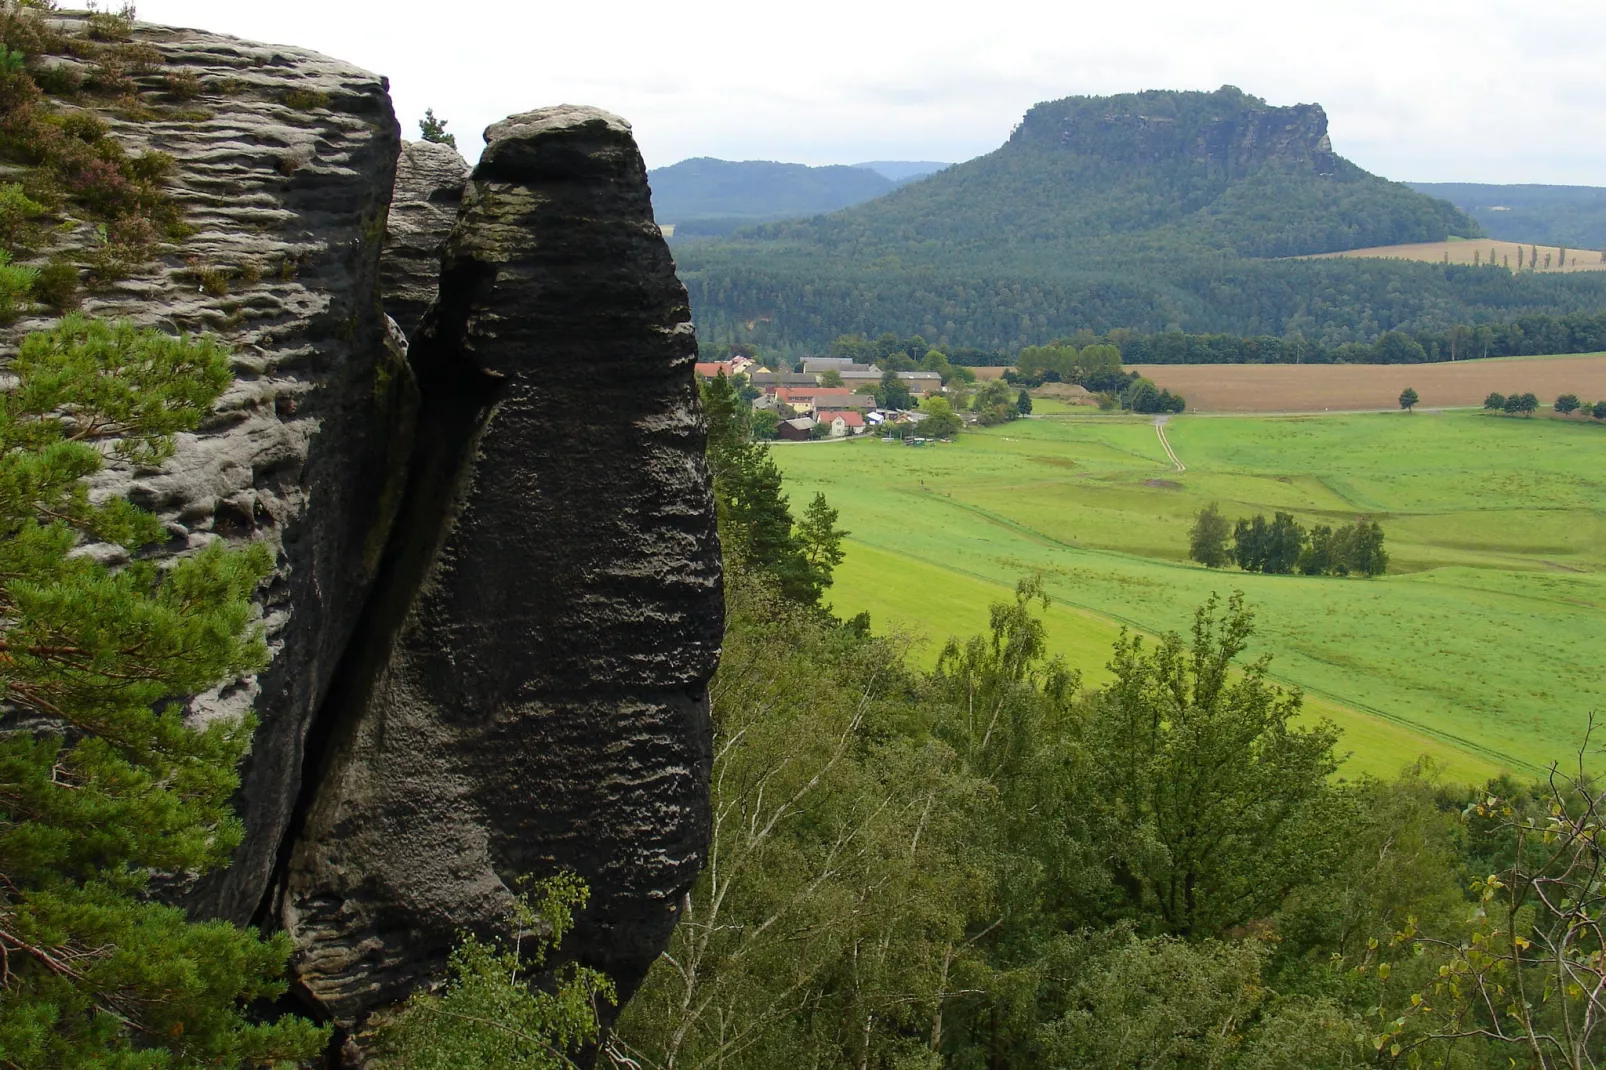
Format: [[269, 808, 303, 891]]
[[1153, 416, 1185, 472]]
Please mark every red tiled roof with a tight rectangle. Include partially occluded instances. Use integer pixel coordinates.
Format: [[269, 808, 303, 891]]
[[694, 362, 735, 378], [817, 410, 865, 427]]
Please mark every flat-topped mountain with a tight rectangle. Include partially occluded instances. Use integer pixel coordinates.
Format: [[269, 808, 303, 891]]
[[671, 88, 1606, 354], [761, 87, 1476, 260]]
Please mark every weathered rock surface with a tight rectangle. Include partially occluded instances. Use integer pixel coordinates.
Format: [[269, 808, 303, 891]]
[[6, 14, 721, 1050], [0, 15, 415, 929], [282, 105, 722, 1026], [380, 139, 470, 340], [1019, 86, 1339, 176]]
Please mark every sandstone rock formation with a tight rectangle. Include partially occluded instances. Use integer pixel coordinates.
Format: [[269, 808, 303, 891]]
[[0, 13, 417, 930], [5, 13, 721, 1056], [1020, 86, 1338, 176], [380, 139, 470, 340], [282, 105, 722, 1027]]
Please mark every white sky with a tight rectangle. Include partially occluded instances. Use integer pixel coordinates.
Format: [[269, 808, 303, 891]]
[[140, 0, 1605, 184]]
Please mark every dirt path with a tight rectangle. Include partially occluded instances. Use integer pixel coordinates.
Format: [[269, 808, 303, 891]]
[[1153, 415, 1185, 472]]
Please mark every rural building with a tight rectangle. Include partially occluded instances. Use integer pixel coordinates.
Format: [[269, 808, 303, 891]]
[[816, 410, 867, 437], [693, 361, 736, 379], [803, 357, 876, 373], [777, 417, 815, 441], [751, 370, 820, 390]]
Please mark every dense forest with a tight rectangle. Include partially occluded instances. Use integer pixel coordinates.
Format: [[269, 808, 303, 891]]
[[668, 88, 1606, 358], [1409, 182, 1606, 250]]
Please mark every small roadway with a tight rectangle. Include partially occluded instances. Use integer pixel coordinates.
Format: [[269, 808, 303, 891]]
[[1153, 415, 1185, 472]]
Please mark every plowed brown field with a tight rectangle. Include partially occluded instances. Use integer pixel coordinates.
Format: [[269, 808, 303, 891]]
[[1132, 354, 1606, 413]]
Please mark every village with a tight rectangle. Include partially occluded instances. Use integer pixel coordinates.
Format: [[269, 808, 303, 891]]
[[692, 355, 953, 440]]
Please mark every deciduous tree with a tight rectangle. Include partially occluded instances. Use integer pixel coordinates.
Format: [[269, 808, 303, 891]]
[[1188, 503, 1232, 568]]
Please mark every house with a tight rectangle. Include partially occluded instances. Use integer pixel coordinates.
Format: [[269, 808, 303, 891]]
[[777, 417, 815, 441], [802, 357, 875, 374], [834, 369, 944, 396], [898, 371, 944, 396], [774, 386, 857, 415], [751, 370, 820, 390], [815, 410, 866, 437], [693, 361, 736, 379]]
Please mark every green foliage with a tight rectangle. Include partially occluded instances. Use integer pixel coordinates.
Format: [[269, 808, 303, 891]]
[[418, 107, 457, 149], [0, 3, 192, 279], [1398, 386, 1418, 411], [1231, 512, 1386, 577], [371, 874, 614, 1070], [0, 247, 36, 319], [1081, 593, 1340, 935], [877, 367, 914, 410], [1484, 391, 1505, 410], [917, 395, 963, 437], [701, 372, 838, 604], [615, 577, 998, 1070], [1188, 501, 1231, 568], [1554, 392, 1580, 414], [1502, 390, 1540, 415], [0, 316, 324, 1065]]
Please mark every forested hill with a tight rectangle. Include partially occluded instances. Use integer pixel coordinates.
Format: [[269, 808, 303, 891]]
[[647, 158, 897, 235], [1408, 182, 1606, 249], [672, 89, 1606, 357], [757, 87, 1476, 260]]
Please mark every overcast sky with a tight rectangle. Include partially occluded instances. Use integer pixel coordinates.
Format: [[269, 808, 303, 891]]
[[141, 0, 1604, 184]]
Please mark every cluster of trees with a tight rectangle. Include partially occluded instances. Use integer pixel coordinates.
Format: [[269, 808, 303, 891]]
[[1126, 376, 1186, 413], [1553, 392, 1606, 419], [1190, 504, 1388, 576], [1483, 392, 1606, 420], [1485, 391, 1541, 415]]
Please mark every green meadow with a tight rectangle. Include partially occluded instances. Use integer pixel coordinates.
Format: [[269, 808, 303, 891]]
[[773, 411, 1606, 783]]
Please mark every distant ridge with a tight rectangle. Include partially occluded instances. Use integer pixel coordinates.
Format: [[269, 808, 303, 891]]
[[852, 160, 949, 182], [1407, 182, 1606, 249]]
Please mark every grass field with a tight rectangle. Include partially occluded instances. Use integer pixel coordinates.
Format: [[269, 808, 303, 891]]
[[1133, 354, 1606, 413], [1304, 239, 1606, 272], [774, 411, 1606, 782]]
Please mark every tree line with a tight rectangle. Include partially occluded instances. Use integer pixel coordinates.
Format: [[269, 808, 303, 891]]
[[1190, 504, 1388, 576], [1482, 391, 1606, 420]]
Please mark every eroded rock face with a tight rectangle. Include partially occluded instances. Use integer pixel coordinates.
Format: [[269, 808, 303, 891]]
[[380, 139, 470, 340], [0, 15, 414, 929], [282, 106, 722, 1026]]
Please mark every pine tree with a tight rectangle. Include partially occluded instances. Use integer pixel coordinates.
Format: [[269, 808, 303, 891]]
[[700, 374, 818, 604], [796, 492, 848, 598], [0, 316, 326, 1065], [419, 107, 457, 149]]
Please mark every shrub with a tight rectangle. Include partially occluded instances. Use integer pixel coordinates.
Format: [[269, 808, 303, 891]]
[[0, 181, 45, 247], [0, 248, 38, 319], [281, 87, 329, 111], [31, 258, 79, 308], [1483, 392, 1505, 410]]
